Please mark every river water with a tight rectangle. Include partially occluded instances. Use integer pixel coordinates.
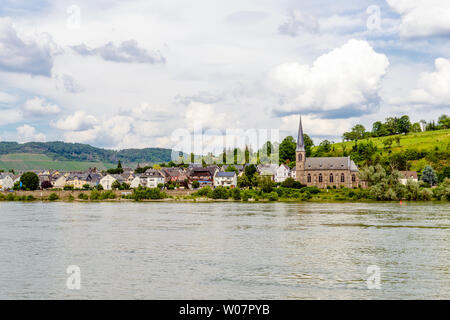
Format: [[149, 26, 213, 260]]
[[0, 202, 448, 299]]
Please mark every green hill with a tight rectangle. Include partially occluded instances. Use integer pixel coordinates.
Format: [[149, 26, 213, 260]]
[[312, 129, 450, 173], [0, 141, 177, 171]]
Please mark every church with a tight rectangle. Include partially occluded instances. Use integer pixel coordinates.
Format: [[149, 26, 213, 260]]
[[295, 115, 364, 188]]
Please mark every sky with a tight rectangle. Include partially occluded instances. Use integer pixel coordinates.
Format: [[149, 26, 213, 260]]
[[0, 0, 449, 152]]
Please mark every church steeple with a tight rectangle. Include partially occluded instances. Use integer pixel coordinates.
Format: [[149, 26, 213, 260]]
[[296, 114, 305, 151]]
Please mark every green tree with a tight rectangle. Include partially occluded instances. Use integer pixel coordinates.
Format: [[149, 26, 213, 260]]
[[372, 121, 388, 137], [421, 166, 437, 186], [232, 188, 241, 200], [437, 114, 449, 129], [397, 115, 411, 134], [192, 180, 200, 189], [20, 172, 39, 190], [111, 180, 121, 190], [225, 165, 238, 174], [303, 134, 314, 157], [258, 176, 274, 193], [279, 136, 296, 163]]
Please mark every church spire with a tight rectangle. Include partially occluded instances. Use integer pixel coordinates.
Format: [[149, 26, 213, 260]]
[[296, 114, 305, 151]]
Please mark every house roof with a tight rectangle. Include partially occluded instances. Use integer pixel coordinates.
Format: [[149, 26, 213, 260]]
[[398, 171, 418, 179], [216, 171, 236, 177], [304, 157, 359, 171], [0, 173, 13, 179]]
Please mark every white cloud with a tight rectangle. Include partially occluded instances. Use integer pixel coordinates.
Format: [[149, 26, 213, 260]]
[[16, 124, 46, 142], [71, 40, 166, 64], [53, 111, 97, 131], [278, 9, 319, 36], [0, 108, 22, 125], [0, 17, 61, 76], [387, 0, 450, 38], [0, 91, 18, 103], [269, 39, 389, 118], [185, 102, 227, 130], [391, 58, 450, 106], [281, 114, 353, 140], [23, 97, 60, 115]]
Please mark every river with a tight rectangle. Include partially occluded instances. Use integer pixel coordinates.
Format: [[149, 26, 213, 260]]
[[0, 202, 448, 299]]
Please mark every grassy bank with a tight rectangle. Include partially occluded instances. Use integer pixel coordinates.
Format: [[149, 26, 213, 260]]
[[1, 184, 448, 203]]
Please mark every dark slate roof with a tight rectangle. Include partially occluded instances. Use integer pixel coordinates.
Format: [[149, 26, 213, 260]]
[[304, 157, 358, 171], [216, 171, 236, 177]]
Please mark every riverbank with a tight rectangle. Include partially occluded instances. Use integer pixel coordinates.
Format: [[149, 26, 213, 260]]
[[1, 188, 448, 203]]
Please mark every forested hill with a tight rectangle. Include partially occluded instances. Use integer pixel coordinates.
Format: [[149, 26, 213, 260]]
[[0, 141, 174, 164]]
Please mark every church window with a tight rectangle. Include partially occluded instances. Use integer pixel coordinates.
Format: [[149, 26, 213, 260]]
[[319, 173, 323, 183], [352, 174, 356, 182], [329, 173, 333, 182], [307, 174, 311, 183], [341, 173, 345, 182], [298, 153, 302, 161]]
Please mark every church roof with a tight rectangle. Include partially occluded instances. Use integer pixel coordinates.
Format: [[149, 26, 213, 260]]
[[304, 156, 359, 171], [296, 114, 305, 152]]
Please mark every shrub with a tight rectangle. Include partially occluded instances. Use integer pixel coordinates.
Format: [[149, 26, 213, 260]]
[[90, 190, 101, 200], [196, 186, 211, 197], [232, 188, 241, 200], [300, 191, 312, 200], [268, 192, 278, 201], [6, 193, 15, 201], [211, 186, 229, 199], [82, 184, 90, 190], [64, 185, 74, 191], [48, 193, 59, 201], [0, 193, 5, 201], [302, 186, 320, 194], [67, 195, 75, 201], [419, 189, 432, 201], [26, 195, 36, 201], [242, 190, 250, 202], [78, 193, 89, 200], [131, 187, 166, 201]]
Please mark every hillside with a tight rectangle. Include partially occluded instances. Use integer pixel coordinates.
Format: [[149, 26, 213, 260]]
[[327, 129, 450, 154], [312, 129, 450, 173], [0, 141, 175, 171]]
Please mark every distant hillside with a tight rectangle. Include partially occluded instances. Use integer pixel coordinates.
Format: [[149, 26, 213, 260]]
[[0, 141, 175, 171]]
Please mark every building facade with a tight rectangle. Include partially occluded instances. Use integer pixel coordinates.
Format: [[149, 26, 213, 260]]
[[295, 115, 363, 188]]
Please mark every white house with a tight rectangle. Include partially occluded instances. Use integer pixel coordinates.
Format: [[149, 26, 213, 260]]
[[99, 174, 118, 190], [0, 173, 14, 190], [53, 174, 68, 188], [214, 171, 237, 187], [398, 171, 418, 185], [143, 169, 165, 188], [274, 164, 290, 183]]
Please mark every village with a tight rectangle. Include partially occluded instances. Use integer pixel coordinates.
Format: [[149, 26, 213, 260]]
[[0, 163, 302, 191]]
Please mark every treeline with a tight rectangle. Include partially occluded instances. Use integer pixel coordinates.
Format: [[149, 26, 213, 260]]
[[342, 114, 449, 141], [0, 141, 174, 164]]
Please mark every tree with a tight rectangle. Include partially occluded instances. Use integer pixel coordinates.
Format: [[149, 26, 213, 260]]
[[372, 121, 388, 137], [192, 180, 200, 189], [20, 172, 39, 190], [384, 117, 399, 135], [244, 145, 250, 164], [244, 164, 257, 180], [397, 115, 411, 134], [258, 176, 274, 193], [410, 122, 421, 132], [279, 136, 296, 163], [303, 134, 313, 157], [117, 160, 122, 169], [343, 124, 366, 141], [111, 180, 121, 190], [438, 114, 450, 129], [382, 137, 394, 149], [421, 166, 437, 186], [225, 165, 238, 174]]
